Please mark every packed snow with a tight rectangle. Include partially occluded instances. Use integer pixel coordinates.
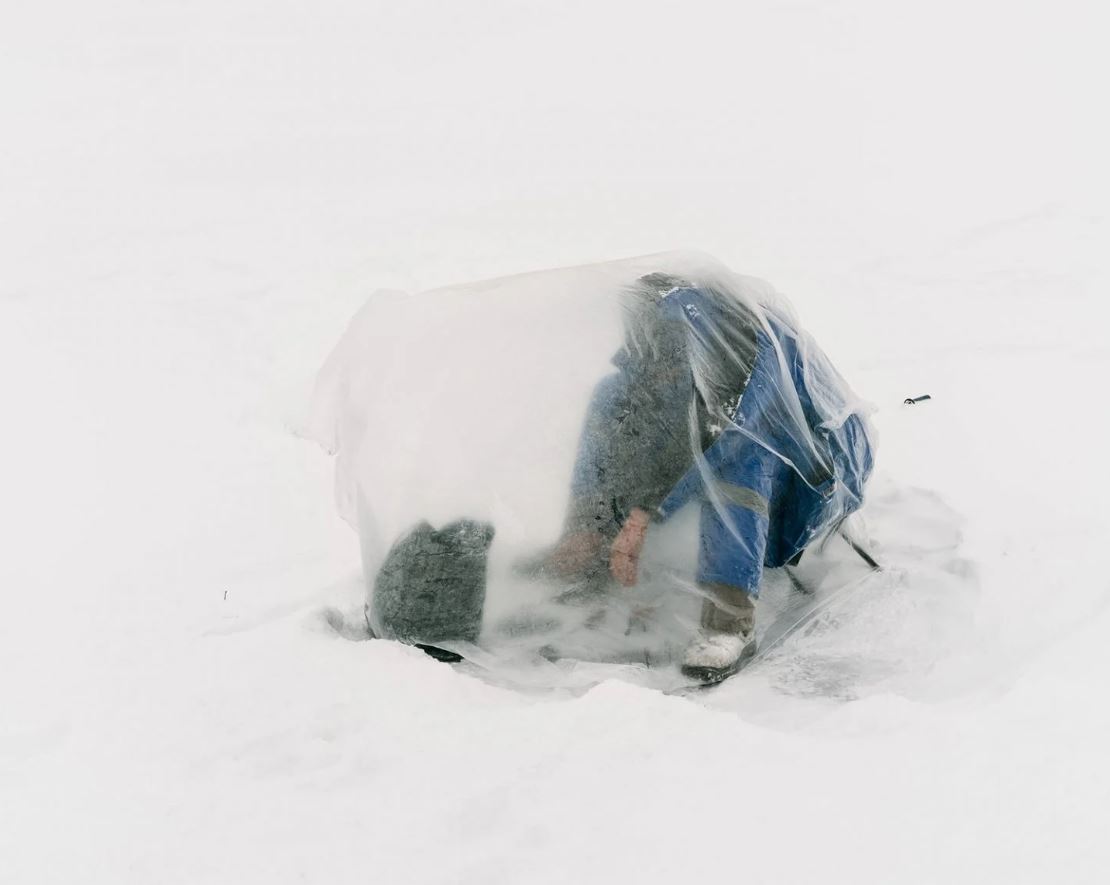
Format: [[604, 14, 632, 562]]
[[2, 2, 1108, 883]]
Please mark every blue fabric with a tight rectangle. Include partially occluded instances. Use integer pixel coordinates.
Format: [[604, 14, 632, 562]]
[[656, 308, 874, 595], [570, 284, 874, 596]]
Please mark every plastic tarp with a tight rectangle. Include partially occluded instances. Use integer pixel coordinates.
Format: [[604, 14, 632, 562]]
[[309, 252, 874, 668]]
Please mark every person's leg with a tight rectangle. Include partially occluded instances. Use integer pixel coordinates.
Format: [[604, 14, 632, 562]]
[[681, 502, 762, 681], [699, 581, 755, 636], [682, 587, 757, 681]]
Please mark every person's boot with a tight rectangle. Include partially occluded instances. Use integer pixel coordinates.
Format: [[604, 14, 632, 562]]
[[681, 582, 757, 684]]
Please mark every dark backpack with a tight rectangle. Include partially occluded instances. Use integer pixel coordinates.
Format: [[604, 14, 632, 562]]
[[369, 519, 494, 655]]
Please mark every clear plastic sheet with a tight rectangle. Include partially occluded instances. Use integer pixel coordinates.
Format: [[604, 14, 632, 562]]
[[309, 252, 875, 670]]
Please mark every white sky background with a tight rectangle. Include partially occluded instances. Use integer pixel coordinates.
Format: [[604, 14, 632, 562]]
[[5, 1, 1104, 287], [2, 2, 1108, 883]]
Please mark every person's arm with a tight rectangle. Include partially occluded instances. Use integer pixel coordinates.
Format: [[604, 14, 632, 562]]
[[654, 460, 705, 521]]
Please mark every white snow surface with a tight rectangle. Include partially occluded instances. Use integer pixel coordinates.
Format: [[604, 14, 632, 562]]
[[2, 2, 1109, 883]]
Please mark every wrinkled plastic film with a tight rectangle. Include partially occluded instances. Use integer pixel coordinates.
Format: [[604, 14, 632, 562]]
[[310, 252, 875, 659]]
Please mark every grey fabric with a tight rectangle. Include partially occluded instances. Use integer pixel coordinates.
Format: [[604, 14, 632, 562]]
[[699, 582, 755, 635], [371, 519, 494, 645], [565, 274, 759, 538], [716, 481, 770, 518]]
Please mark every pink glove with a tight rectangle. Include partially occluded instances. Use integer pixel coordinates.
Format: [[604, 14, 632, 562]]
[[610, 508, 651, 587]]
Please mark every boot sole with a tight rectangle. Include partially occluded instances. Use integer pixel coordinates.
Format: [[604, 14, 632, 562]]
[[680, 641, 757, 685]]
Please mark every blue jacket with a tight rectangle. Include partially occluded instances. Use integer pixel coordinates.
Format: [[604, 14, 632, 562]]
[[655, 288, 874, 591], [571, 284, 874, 593]]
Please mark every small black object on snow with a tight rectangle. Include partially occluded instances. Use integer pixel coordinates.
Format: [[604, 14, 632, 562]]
[[903, 394, 932, 405]]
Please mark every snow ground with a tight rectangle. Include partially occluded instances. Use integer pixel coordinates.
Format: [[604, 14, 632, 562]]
[[2, 2, 1108, 883]]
